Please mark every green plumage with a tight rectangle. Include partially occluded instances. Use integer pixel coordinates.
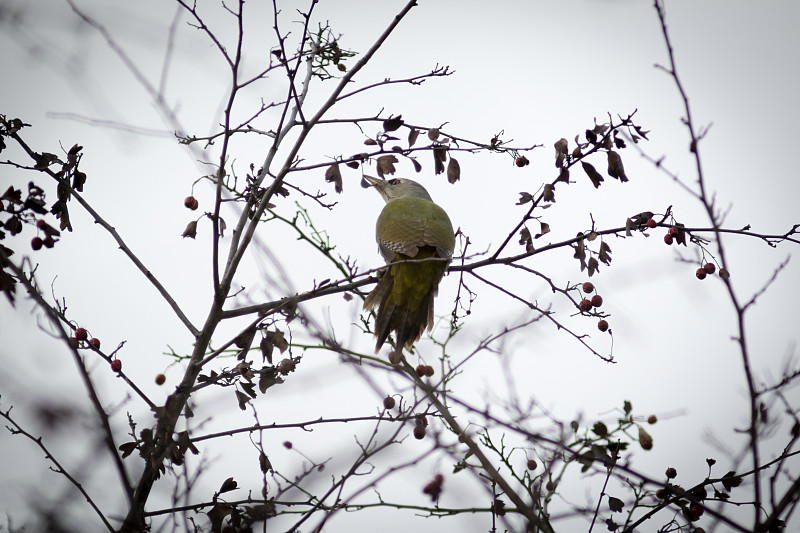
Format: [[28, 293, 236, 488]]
[[363, 177, 455, 352]]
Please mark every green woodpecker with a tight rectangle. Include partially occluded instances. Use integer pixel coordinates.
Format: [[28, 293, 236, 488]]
[[363, 176, 455, 353]]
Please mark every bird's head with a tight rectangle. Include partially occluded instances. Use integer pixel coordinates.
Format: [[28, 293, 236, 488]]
[[362, 176, 433, 203]]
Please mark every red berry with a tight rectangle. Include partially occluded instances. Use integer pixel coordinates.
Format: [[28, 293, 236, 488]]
[[579, 299, 593, 312], [703, 263, 716, 274], [515, 156, 529, 167], [283, 441, 292, 449], [666, 467, 677, 479], [647, 415, 657, 424], [646, 218, 657, 228], [597, 320, 609, 332], [68, 337, 79, 348], [415, 364, 426, 377], [545, 480, 557, 492], [89, 338, 101, 349], [434, 473, 444, 484], [383, 396, 396, 409], [696, 268, 707, 280], [36, 219, 47, 229], [655, 488, 665, 499], [591, 294, 603, 307], [43, 236, 56, 248], [664, 233, 673, 245], [669, 226, 679, 237], [184, 196, 199, 210], [424, 365, 434, 377], [582, 282, 594, 293], [527, 459, 537, 470], [75, 328, 88, 341], [31, 237, 44, 250], [416, 415, 428, 428], [413, 426, 426, 440], [719, 268, 730, 280], [155, 373, 166, 385], [111, 359, 122, 372]]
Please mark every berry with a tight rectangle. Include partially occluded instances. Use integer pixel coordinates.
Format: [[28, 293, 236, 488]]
[[515, 156, 529, 167], [597, 320, 609, 332], [415, 365, 426, 377], [283, 441, 292, 449], [696, 268, 707, 280], [111, 359, 122, 372], [669, 226, 679, 237], [383, 396, 396, 410], [43, 236, 56, 248], [647, 415, 657, 424], [423, 365, 434, 377], [579, 299, 593, 312], [155, 374, 166, 385], [545, 480, 557, 492], [68, 337, 79, 348], [664, 233, 673, 245], [527, 459, 537, 470], [719, 268, 730, 280], [31, 237, 43, 250], [89, 338, 101, 349], [75, 328, 88, 341], [591, 294, 603, 307], [184, 196, 199, 210], [413, 426, 426, 440], [36, 219, 47, 229], [655, 488, 666, 499], [703, 263, 716, 274], [666, 467, 677, 479], [415, 415, 428, 428], [582, 282, 594, 293], [646, 218, 657, 228]]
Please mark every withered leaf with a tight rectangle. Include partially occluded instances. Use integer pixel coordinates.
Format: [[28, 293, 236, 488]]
[[383, 115, 404, 132], [241, 382, 257, 399], [119, 441, 138, 459], [534, 221, 550, 239], [219, 217, 226, 237], [607, 151, 628, 182], [517, 192, 533, 205], [259, 369, 284, 394], [447, 157, 461, 183], [376, 155, 398, 178], [581, 162, 604, 188], [73, 171, 87, 191], [587, 256, 599, 276], [268, 330, 289, 353], [427, 128, 439, 141], [235, 390, 250, 410], [182, 220, 198, 239], [554, 138, 568, 168], [608, 496, 624, 513], [411, 158, 422, 173], [519, 227, 532, 246], [408, 128, 420, 147], [586, 231, 598, 242], [599, 241, 612, 265], [259, 452, 273, 473], [235, 326, 256, 350], [260, 336, 274, 365], [543, 183, 555, 202], [325, 163, 343, 193], [364, 138, 378, 146], [721, 471, 742, 491], [219, 477, 238, 493], [558, 167, 570, 183], [345, 160, 359, 169], [433, 150, 445, 175]]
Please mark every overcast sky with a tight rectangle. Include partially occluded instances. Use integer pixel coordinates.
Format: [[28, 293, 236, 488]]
[[2, 1, 799, 531]]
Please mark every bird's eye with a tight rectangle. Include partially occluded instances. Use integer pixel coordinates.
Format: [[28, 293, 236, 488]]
[[388, 179, 401, 185]]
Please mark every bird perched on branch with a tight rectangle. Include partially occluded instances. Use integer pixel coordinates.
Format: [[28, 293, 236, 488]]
[[363, 176, 455, 360]]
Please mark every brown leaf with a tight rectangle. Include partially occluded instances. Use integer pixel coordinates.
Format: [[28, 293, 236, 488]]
[[376, 155, 398, 178], [259, 336, 274, 365], [543, 183, 555, 202], [519, 227, 532, 246], [587, 256, 599, 276], [219, 477, 238, 493], [608, 496, 624, 512], [259, 452, 273, 473], [607, 151, 628, 182], [259, 369, 284, 394], [554, 138, 568, 168], [581, 161, 604, 188], [364, 138, 378, 146], [517, 192, 533, 205], [408, 128, 420, 147], [268, 330, 289, 353], [235, 390, 250, 410], [182, 220, 197, 239], [325, 163, 343, 193], [534, 221, 550, 239], [447, 157, 460, 183], [427, 128, 439, 141], [599, 241, 613, 265], [383, 115, 404, 132], [558, 167, 570, 183], [411, 158, 422, 173]]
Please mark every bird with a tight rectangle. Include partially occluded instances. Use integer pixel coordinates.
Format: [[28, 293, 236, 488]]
[[362, 176, 455, 358]]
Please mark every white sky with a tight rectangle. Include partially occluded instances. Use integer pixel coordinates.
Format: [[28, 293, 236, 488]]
[[1, 0, 799, 531]]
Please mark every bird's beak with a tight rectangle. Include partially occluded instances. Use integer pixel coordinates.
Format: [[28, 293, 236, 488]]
[[361, 175, 383, 189]]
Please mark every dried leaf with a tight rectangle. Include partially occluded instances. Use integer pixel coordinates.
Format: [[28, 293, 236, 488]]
[[235, 390, 250, 410], [383, 115, 404, 132], [587, 256, 599, 276], [599, 241, 612, 265], [519, 227, 532, 246], [268, 330, 289, 353], [608, 496, 624, 512], [364, 138, 378, 146], [345, 160, 359, 169], [259, 452, 273, 473], [260, 336, 274, 365], [581, 161, 604, 188], [433, 149, 445, 175], [182, 220, 197, 239], [376, 155, 398, 178], [411, 158, 422, 173], [219, 217, 226, 237], [558, 167, 570, 183], [427, 128, 439, 141], [219, 477, 238, 493], [543, 183, 555, 202], [325, 163, 343, 193], [408, 128, 420, 147], [446, 157, 460, 183], [554, 138, 568, 168], [259, 369, 284, 394], [534, 221, 550, 239], [517, 192, 533, 205], [72, 171, 87, 192], [586, 231, 598, 241], [607, 151, 628, 182]]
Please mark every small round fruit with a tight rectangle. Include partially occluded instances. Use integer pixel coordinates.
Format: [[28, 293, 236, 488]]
[[68, 337, 79, 348], [424, 365, 434, 377], [155, 373, 166, 385], [646, 218, 657, 228], [415, 365, 426, 377], [582, 282, 594, 293], [669, 226, 679, 237], [655, 488, 666, 499], [413, 426, 426, 440], [527, 459, 537, 470], [111, 359, 122, 372], [666, 467, 677, 479], [703, 263, 716, 274], [647, 415, 657, 424], [43, 236, 56, 248], [591, 294, 603, 307], [597, 320, 609, 332], [75, 328, 88, 341], [283, 441, 292, 449], [664, 233, 673, 245], [545, 480, 557, 492], [515, 156, 529, 167], [184, 196, 199, 210], [719, 268, 730, 280], [31, 237, 44, 250], [89, 338, 101, 349], [579, 299, 593, 312], [36, 219, 47, 229], [383, 396, 396, 409], [696, 268, 707, 280]]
